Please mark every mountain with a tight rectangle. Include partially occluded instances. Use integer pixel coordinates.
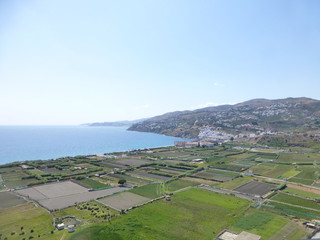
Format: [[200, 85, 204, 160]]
[[128, 97, 320, 139], [83, 118, 149, 127]]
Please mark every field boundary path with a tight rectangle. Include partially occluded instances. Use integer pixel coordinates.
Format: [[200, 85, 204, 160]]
[[173, 186, 194, 194]]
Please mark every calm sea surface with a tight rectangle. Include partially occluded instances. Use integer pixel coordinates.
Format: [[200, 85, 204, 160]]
[[0, 126, 190, 164]]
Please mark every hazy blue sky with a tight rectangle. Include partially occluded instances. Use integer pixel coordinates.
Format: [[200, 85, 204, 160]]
[[1, 0, 320, 125]]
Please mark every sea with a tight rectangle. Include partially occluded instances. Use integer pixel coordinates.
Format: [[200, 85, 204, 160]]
[[0, 125, 191, 165]]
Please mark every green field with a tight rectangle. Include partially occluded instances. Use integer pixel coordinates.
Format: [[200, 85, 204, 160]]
[[230, 207, 308, 240], [251, 152, 279, 160], [264, 202, 320, 220], [231, 210, 286, 239], [129, 183, 163, 198], [277, 152, 319, 163], [206, 169, 240, 177], [166, 179, 198, 192], [76, 178, 109, 189], [209, 163, 245, 172], [231, 159, 256, 167], [217, 176, 252, 190], [0, 203, 55, 240], [228, 153, 256, 159], [271, 192, 320, 210], [281, 169, 300, 178], [283, 187, 320, 200], [288, 177, 314, 185], [249, 163, 294, 178], [193, 169, 238, 182], [68, 188, 250, 240], [294, 167, 316, 178], [0, 167, 39, 189]]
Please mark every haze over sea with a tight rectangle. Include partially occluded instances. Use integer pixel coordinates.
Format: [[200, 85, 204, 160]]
[[0, 126, 190, 164]]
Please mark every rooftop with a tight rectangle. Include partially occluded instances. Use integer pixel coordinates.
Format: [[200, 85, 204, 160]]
[[236, 232, 261, 240]]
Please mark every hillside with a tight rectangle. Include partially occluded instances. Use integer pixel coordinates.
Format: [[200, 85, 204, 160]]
[[128, 97, 320, 139]]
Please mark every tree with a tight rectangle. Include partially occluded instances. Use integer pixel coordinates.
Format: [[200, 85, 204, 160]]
[[118, 179, 126, 185]]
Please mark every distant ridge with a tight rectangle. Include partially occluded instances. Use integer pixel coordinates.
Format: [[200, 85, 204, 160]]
[[83, 118, 149, 127], [128, 97, 320, 139]]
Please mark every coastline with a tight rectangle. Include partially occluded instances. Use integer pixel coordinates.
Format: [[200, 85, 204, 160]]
[[0, 125, 191, 165]]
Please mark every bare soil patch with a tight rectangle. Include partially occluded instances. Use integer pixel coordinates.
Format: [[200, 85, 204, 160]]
[[181, 177, 219, 185], [116, 159, 150, 166], [234, 180, 275, 196], [15, 181, 129, 210], [99, 192, 150, 211], [0, 191, 27, 209], [100, 161, 126, 169]]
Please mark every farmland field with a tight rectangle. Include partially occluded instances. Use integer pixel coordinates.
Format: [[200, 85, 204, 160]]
[[75, 178, 109, 189], [181, 176, 219, 186], [217, 176, 253, 190], [249, 163, 294, 178], [129, 170, 171, 180], [4, 178, 38, 189], [0, 191, 27, 209], [228, 153, 256, 159], [1, 166, 39, 188], [193, 169, 238, 182], [129, 183, 163, 199], [68, 188, 250, 240], [208, 163, 245, 172], [40, 167, 72, 174], [116, 158, 150, 166], [99, 192, 150, 211], [288, 177, 314, 185], [0, 202, 55, 240], [251, 152, 279, 160], [166, 179, 199, 192], [16, 181, 128, 210], [271, 192, 320, 210], [277, 152, 320, 163], [100, 161, 127, 169], [234, 181, 276, 196], [264, 202, 320, 220], [231, 159, 256, 167], [281, 169, 300, 178], [291, 165, 319, 184], [230, 209, 308, 240], [102, 173, 152, 186], [282, 187, 320, 200]]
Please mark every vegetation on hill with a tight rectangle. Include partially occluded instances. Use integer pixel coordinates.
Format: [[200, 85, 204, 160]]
[[128, 97, 320, 139]]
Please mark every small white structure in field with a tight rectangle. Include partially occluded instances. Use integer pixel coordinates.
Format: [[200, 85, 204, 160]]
[[67, 225, 75, 233], [56, 223, 65, 230]]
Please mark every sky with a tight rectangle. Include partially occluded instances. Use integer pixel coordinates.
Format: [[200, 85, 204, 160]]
[[1, 0, 320, 125]]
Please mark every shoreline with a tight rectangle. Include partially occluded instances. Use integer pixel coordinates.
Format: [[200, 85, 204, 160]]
[[0, 125, 192, 165]]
